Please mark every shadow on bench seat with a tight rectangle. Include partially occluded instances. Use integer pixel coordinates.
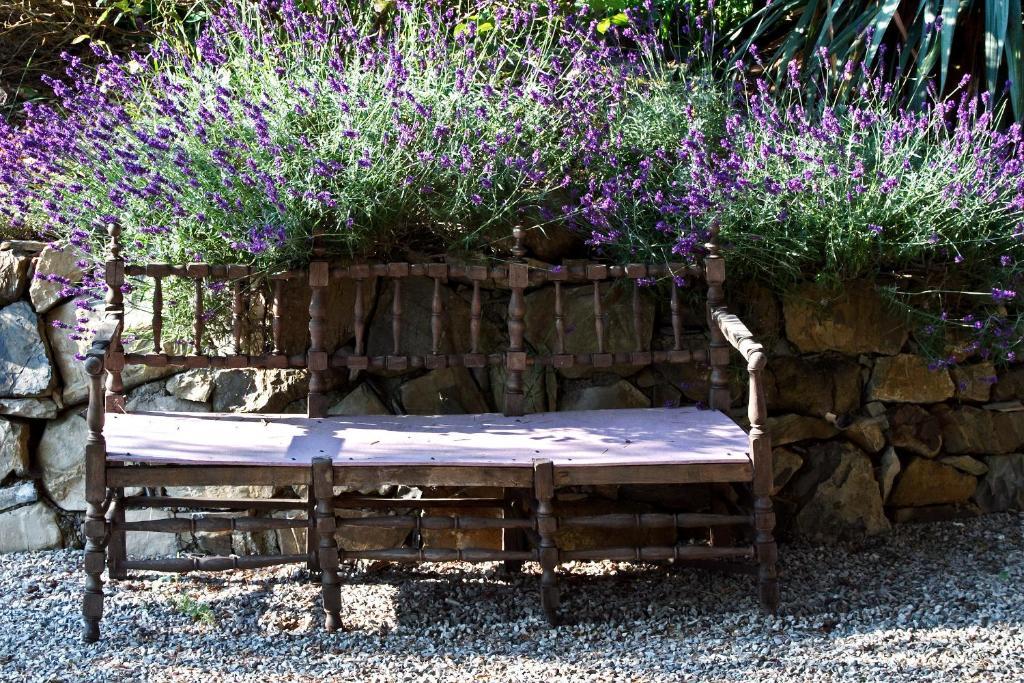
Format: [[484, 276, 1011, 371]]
[[106, 407, 752, 473]]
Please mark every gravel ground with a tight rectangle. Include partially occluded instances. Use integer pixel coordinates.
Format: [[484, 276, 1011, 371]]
[[0, 513, 1021, 682]]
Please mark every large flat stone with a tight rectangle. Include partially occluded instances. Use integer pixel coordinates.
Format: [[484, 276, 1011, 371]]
[[212, 368, 310, 413], [0, 481, 37, 513], [933, 405, 1024, 454], [766, 355, 862, 417], [868, 355, 954, 403], [951, 363, 996, 402], [888, 458, 977, 507], [783, 280, 908, 355], [0, 418, 29, 480], [975, 454, 1024, 512], [166, 370, 216, 403], [37, 411, 87, 511], [0, 398, 58, 419], [889, 404, 942, 457], [0, 301, 55, 398], [328, 383, 391, 416], [993, 367, 1024, 401], [28, 245, 83, 314], [46, 300, 174, 406], [793, 442, 890, 542], [0, 247, 31, 306], [767, 414, 839, 446], [125, 388, 210, 413], [0, 502, 61, 553], [399, 367, 489, 415], [559, 380, 649, 411]]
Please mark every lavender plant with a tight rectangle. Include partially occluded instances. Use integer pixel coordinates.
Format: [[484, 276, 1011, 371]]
[[716, 61, 1024, 364], [1, 0, 1022, 365], [1, 0, 703, 269]]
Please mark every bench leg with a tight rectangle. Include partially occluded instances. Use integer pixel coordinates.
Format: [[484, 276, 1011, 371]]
[[533, 461, 560, 626], [754, 496, 779, 613], [107, 487, 127, 581], [313, 457, 342, 632], [82, 490, 108, 643]]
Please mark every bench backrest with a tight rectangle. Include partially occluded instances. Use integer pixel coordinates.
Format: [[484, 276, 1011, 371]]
[[99, 225, 734, 417]]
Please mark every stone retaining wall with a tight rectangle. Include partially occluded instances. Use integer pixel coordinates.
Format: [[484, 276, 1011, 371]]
[[2, 238, 1023, 555]]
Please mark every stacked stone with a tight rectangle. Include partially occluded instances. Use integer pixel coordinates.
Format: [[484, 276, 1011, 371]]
[[1, 243, 1023, 556]]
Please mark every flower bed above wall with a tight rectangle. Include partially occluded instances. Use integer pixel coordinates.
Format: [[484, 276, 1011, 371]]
[[2, 0, 1022, 368]]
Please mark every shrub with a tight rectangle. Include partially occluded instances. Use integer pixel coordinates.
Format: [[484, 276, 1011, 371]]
[[1, 0, 706, 268], [1, 0, 1022, 364]]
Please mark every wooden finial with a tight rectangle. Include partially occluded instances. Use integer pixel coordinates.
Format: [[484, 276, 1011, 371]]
[[106, 220, 122, 261], [511, 227, 527, 261], [704, 224, 721, 258]]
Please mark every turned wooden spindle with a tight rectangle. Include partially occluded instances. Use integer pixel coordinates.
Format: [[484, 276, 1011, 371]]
[[272, 279, 284, 355], [554, 281, 565, 354], [748, 350, 779, 612], [308, 265, 329, 418], [82, 350, 108, 642], [392, 279, 403, 356], [308, 229, 329, 417], [313, 457, 342, 631], [632, 279, 643, 352], [470, 280, 482, 354], [670, 278, 682, 352], [152, 277, 163, 354], [231, 279, 244, 355], [353, 278, 366, 356], [706, 242, 730, 411], [593, 281, 606, 354], [534, 460, 560, 625], [103, 221, 125, 413], [505, 228, 528, 417], [193, 275, 204, 355], [430, 275, 443, 356]]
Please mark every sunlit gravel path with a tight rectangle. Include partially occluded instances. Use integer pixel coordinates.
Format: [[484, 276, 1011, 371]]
[[0, 513, 1021, 682]]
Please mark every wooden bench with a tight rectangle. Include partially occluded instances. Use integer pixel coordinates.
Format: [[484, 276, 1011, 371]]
[[79, 225, 778, 642]]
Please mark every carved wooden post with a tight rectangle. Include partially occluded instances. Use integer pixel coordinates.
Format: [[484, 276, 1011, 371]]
[[313, 457, 341, 631], [192, 271, 205, 355], [308, 231, 329, 418], [588, 264, 612, 368], [82, 345, 109, 642], [152, 276, 163, 354], [104, 221, 125, 413], [505, 229, 528, 417], [228, 265, 250, 357], [272, 279, 284, 356], [534, 459, 560, 625], [705, 242, 730, 411], [670, 277, 682, 352], [748, 350, 779, 612]]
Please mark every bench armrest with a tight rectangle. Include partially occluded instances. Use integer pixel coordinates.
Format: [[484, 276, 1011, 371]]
[[710, 307, 766, 371], [84, 317, 121, 363]]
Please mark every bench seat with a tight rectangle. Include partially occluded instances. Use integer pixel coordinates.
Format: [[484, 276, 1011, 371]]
[[105, 406, 752, 471]]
